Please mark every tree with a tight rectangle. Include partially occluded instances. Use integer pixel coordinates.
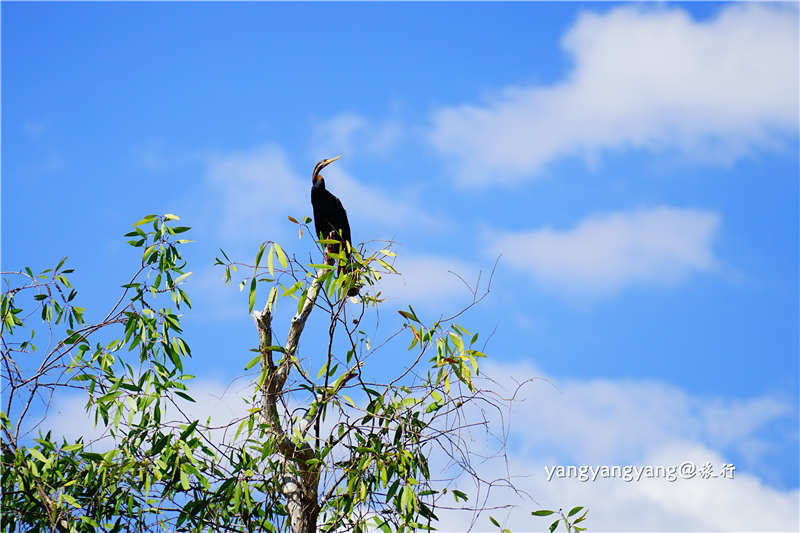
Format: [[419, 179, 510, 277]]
[[2, 213, 517, 532]]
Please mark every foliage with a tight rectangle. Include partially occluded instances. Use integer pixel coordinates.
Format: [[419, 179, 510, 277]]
[[2, 213, 511, 532], [531, 507, 589, 533], [2, 214, 196, 531], [213, 215, 500, 533], [490, 507, 589, 533]]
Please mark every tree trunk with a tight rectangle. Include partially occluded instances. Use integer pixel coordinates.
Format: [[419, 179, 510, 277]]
[[252, 269, 325, 533], [282, 466, 320, 533]]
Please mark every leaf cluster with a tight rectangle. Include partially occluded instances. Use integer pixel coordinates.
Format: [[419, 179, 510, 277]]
[[2, 212, 519, 533]]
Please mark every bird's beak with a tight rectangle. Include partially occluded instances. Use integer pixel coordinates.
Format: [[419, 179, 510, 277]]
[[321, 155, 342, 169]]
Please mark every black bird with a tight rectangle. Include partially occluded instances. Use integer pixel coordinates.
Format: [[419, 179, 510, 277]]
[[311, 156, 359, 296]]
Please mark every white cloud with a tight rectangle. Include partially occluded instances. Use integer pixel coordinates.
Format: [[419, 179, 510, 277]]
[[203, 143, 437, 245], [45, 379, 253, 451], [206, 143, 307, 241], [479, 362, 791, 468], [456, 442, 799, 532], [311, 112, 403, 158], [429, 4, 799, 185], [321, 166, 440, 234], [311, 113, 368, 157], [491, 206, 719, 294], [44, 360, 798, 531], [184, 265, 248, 322], [376, 253, 482, 309], [434, 360, 798, 532]]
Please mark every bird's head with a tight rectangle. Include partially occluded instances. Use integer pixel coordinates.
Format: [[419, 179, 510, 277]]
[[312, 155, 341, 185]]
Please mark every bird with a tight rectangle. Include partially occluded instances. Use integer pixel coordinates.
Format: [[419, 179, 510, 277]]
[[311, 156, 359, 297]]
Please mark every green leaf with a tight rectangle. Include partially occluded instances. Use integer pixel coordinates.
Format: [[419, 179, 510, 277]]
[[377, 258, 397, 274], [386, 479, 400, 502], [62, 493, 81, 509], [255, 242, 266, 269], [248, 278, 257, 313], [450, 331, 464, 354], [264, 345, 285, 353], [80, 516, 99, 527], [267, 245, 275, 276], [172, 271, 192, 287], [133, 215, 158, 226], [398, 310, 417, 323], [489, 516, 501, 528], [532, 510, 555, 516], [267, 286, 278, 312], [373, 517, 392, 533], [308, 263, 335, 270], [142, 244, 157, 262], [452, 489, 468, 502], [425, 402, 442, 413], [179, 420, 198, 441], [174, 391, 195, 403], [282, 279, 303, 297], [568, 506, 583, 517], [401, 484, 413, 512], [316, 360, 329, 380], [28, 448, 47, 462], [549, 519, 559, 533], [244, 354, 261, 371], [82, 452, 103, 463], [164, 213, 180, 221], [274, 243, 288, 268]]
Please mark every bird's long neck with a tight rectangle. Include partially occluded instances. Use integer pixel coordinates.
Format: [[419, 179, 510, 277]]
[[312, 176, 326, 190]]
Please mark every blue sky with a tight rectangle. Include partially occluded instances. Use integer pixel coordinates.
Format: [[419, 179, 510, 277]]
[[2, 2, 798, 531]]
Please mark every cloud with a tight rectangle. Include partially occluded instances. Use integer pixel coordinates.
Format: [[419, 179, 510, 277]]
[[376, 253, 482, 309], [205, 143, 307, 241], [321, 166, 440, 234], [311, 112, 403, 158], [480, 362, 792, 468], [45, 378, 253, 452], [429, 4, 799, 185], [203, 143, 437, 245], [433, 360, 798, 531], [183, 265, 248, 322], [44, 360, 797, 531], [490, 206, 720, 294], [450, 442, 799, 532], [311, 113, 368, 156]]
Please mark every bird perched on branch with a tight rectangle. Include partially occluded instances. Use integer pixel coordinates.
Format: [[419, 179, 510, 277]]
[[311, 155, 359, 297]]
